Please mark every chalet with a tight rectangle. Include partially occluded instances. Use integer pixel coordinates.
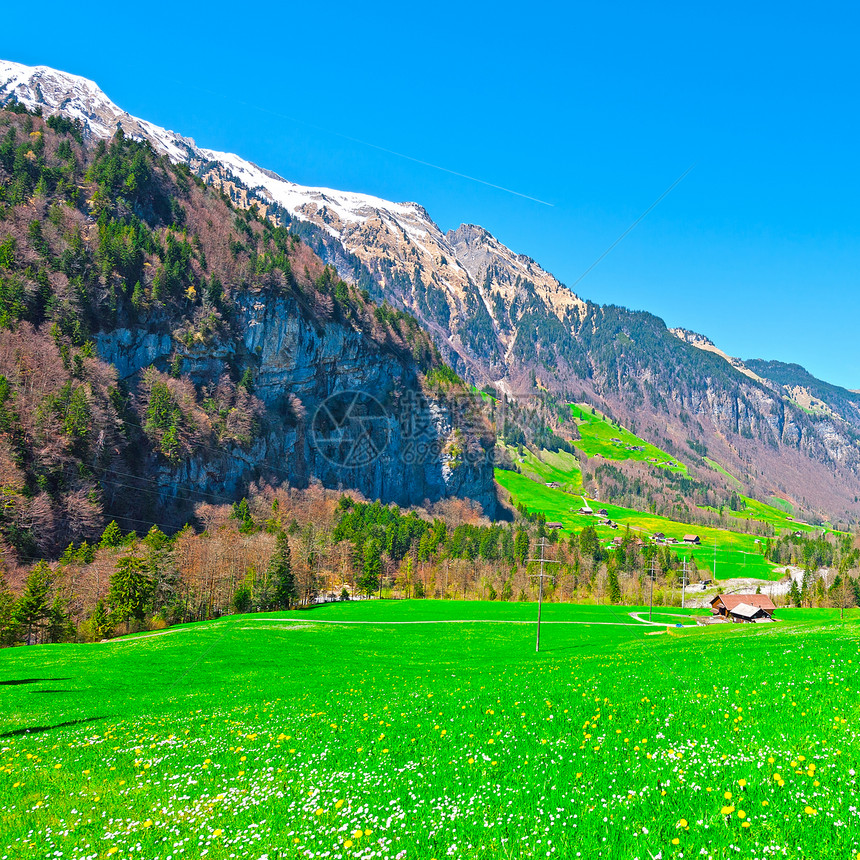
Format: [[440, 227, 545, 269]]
[[577, 507, 594, 516], [710, 593, 776, 623], [683, 534, 701, 545], [652, 532, 665, 541], [597, 509, 609, 517], [546, 521, 563, 530], [666, 536, 678, 544], [545, 482, 561, 489]]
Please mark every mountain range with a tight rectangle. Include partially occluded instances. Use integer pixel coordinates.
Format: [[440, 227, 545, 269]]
[[2, 59, 859, 526]]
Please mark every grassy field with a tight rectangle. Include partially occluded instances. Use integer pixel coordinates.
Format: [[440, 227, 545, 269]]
[[1, 601, 859, 859], [495, 470, 782, 581], [570, 405, 687, 474], [501, 444, 583, 494]]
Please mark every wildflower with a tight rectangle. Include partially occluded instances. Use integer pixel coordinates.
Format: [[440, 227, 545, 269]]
[[344, 840, 353, 848], [213, 829, 223, 837], [721, 805, 735, 815], [737, 810, 746, 819], [804, 806, 816, 815], [677, 819, 688, 828]]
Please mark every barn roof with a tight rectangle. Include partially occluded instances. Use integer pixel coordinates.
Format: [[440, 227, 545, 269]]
[[730, 602, 768, 618]]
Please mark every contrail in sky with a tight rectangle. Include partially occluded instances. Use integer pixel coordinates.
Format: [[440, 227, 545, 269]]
[[569, 164, 696, 289], [175, 79, 554, 206]]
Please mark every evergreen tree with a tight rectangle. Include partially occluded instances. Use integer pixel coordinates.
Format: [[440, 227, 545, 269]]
[[0, 575, 17, 646], [233, 584, 252, 614], [607, 565, 621, 604], [99, 520, 123, 548], [108, 555, 152, 627], [91, 599, 113, 640], [47, 595, 73, 643], [358, 540, 382, 596], [788, 578, 802, 607], [514, 529, 529, 565], [270, 531, 296, 609], [13, 561, 53, 645]]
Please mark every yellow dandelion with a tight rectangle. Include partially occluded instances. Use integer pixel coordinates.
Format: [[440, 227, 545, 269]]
[[672, 837, 680, 845], [737, 810, 746, 819], [741, 821, 751, 828], [335, 799, 345, 809], [804, 806, 816, 815], [678, 818, 688, 828], [344, 840, 353, 848], [213, 829, 223, 837], [738, 779, 747, 788], [724, 791, 733, 800], [721, 805, 735, 815], [364, 828, 372, 836]]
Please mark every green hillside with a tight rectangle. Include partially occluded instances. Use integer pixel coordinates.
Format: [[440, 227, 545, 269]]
[[502, 443, 583, 493], [2, 602, 858, 860], [570, 404, 686, 473], [495, 469, 780, 581]]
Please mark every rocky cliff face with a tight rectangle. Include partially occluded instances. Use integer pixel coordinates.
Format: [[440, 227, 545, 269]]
[[96, 290, 497, 526]]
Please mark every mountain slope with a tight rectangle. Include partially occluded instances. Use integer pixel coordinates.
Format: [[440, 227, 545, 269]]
[[2, 59, 859, 524], [0, 105, 496, 559]]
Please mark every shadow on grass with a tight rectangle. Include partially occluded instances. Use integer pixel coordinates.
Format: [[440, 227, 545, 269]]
[[0, 716, 107, 738], [0, 678, 71, 686]]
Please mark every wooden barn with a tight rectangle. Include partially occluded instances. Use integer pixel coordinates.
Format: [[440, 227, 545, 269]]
[[710, 593, 776, 623]]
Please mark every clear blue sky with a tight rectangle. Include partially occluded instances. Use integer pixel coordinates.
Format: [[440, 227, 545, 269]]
[[3, 1, 859, 388]]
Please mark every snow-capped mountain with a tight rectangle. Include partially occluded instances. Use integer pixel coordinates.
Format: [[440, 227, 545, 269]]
[[0, 59, 585, 387], [5, 58, 860, 520]]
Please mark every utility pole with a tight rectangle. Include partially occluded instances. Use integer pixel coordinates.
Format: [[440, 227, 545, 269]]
[[528, 538, 560, 653], [649, 554, 658, 622], [681, 557, 688, 609]]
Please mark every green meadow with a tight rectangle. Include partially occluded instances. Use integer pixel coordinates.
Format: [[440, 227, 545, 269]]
[[2, 601, 859, 860], [502, 444, 583, 494], [570, 405, 686, 473], [495, 470, 781, 581]]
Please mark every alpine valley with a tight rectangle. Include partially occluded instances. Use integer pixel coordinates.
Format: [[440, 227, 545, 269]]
[[1, 57, 859, 560]]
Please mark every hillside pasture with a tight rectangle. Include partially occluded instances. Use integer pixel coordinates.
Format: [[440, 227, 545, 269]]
[[570, 404, 687, 473], [495, 470, 782, 581]]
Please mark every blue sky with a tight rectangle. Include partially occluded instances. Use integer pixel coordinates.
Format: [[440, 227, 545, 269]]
[[3, 1, 859, 387]]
